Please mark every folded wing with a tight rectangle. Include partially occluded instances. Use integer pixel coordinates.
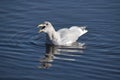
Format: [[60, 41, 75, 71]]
[[57, 26, 88, 45]]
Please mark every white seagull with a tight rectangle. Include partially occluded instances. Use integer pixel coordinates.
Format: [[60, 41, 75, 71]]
[[38, 21, 88, 46]]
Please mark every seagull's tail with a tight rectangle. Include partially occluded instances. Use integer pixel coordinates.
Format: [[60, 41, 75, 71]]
[[80, 26, 86, 30], [79, 26, 88, 36]]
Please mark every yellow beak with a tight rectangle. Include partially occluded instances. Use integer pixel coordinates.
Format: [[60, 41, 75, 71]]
[[37, 24, 44, 28], [38, 29, 44, 33], [37, 24, 44, 33]]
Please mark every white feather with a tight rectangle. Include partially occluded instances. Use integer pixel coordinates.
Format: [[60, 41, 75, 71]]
[[38, 21, 88, 45]]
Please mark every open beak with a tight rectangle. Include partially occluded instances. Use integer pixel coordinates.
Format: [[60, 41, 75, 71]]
[[37, 24, 44, 33]]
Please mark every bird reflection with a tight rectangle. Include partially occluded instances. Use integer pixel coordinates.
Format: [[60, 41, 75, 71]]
[[39, 44, 56, 69], [39, 42, 85, 69]]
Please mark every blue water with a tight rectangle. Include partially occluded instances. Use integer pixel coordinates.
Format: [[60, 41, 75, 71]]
[[0, 0, 120, 80]]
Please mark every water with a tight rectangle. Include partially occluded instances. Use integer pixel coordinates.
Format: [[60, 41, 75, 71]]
[[0, 0, 120, 80]]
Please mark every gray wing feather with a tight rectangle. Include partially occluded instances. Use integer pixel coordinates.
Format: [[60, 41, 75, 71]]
[[57, 26, 87, 44]]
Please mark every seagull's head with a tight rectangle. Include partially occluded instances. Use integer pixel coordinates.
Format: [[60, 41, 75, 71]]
[[38, 21, 53, 33]]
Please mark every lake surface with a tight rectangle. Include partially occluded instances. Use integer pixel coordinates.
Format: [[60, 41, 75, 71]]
[[0, 0, 120, 80]]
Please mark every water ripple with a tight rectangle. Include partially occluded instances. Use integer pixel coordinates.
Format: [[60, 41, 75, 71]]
[[0, 0, 120, 80]]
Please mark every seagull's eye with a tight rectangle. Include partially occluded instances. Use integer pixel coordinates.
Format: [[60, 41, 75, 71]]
[[46, 23, 48, 25], [41, 26, 46, 29]]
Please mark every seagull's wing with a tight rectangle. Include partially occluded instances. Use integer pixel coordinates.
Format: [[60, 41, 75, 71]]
[[69, 26, 88, 37], [57, 28, 69, 38], [57, 26, 87, 44]]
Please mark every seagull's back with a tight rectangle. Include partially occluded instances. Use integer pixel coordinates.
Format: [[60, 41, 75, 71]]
[[57, 26, 88, 45]]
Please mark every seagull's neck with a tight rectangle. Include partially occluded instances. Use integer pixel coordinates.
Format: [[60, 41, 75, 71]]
[[47, 26, 60, 42]]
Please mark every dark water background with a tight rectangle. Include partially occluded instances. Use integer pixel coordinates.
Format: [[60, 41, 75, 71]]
[[0, 0, 120, 80]]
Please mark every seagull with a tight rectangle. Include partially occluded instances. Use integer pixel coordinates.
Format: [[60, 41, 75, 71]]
[[38, 21, 88, 46]]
